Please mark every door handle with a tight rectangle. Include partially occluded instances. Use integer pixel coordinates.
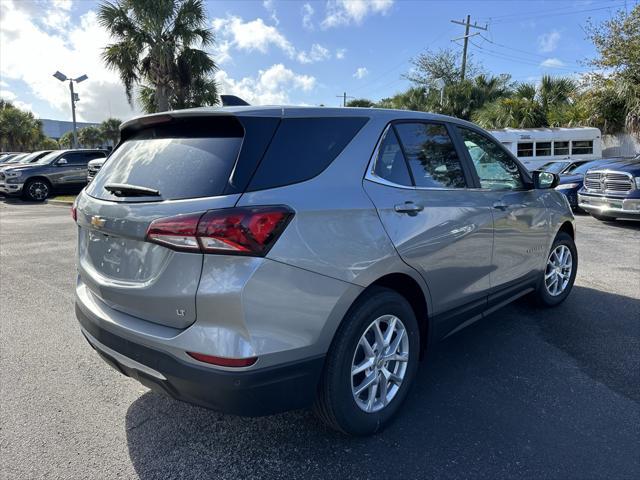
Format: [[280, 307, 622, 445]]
[[394, 202, 424, 214], [492, 201, 508, 210], [493, 201, 526, 210]]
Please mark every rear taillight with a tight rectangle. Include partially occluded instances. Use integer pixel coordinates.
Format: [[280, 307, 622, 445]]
[[146, 206, 294, 256], [71, 204, 77, 222]]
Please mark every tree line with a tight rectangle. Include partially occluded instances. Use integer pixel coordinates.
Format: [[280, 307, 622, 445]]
[[348, 5, 638, 137], [0, 101, 122, 152]]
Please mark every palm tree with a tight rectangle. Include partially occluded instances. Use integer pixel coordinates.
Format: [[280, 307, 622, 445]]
[[98, 0, 217, 112], [100, 118, 122, 146], [78, 126, 103, 148], [59, 131, 74, 149]]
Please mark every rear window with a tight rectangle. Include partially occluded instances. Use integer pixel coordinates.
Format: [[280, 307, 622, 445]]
[[247, 117, 368, 191], [86, 118, 243, 201]]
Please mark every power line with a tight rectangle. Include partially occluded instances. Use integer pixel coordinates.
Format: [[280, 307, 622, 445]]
[[479, 0, 622, 21], [484, 2, 627, 24], [336, 92, 354, 107]]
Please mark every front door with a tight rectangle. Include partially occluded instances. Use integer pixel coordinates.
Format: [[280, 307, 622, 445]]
[[363, 122, 494, 333], [455, 126, 550, 291]]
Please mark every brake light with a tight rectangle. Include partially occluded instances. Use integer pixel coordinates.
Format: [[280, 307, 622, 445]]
[[146, 206, 294, 256], [71, 204, 77, 222], [186, 351, 257, 367]]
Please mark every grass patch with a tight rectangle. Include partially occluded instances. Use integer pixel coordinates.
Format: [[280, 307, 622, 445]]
[[50, 194, 77, 203]]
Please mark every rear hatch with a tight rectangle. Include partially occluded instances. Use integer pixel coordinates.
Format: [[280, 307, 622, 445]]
[[77, 114, 279, 329]]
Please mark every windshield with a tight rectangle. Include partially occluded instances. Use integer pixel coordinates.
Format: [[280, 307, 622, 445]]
[[35, 151, 62, 164], [5, 154, 27, 164], [17, 151, 43, 164], [540, 162, 569, 173]]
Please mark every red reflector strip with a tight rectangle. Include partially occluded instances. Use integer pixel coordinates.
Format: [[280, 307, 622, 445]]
[[187, 351, 257, 367]]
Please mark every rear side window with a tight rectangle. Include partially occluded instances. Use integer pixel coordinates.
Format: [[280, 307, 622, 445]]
[[247, 117, 368, 191], [394, 122, 467, 188], [373, 128, 412, 186], [86, 118, 243, 201]]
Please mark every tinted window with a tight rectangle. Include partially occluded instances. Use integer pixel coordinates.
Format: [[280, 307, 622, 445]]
[[458, 127, 524, 190], [373, 128, 411, 186], [542, 161, 569, 174], [62, 152, 92, 165], [517, 142, 533, 157], [87, 118, 244, 201], [394, 122, 466, 188], [554, 141, 570, 155], [536, 142, 551, 156], [247, 117, 368, 191], [572, 140, 593, 155]]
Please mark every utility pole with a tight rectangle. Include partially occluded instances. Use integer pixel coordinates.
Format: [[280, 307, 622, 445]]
[[336, 92, 354, 107], [451, 15, 487, 81]]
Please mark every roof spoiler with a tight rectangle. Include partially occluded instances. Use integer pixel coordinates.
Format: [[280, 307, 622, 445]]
[[220, 95, 250, 107]]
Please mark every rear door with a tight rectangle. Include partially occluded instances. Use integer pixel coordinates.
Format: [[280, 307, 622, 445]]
[[455, 126, 550, 291], [77, 115, 275, 329], [363, 121, 494, 333]]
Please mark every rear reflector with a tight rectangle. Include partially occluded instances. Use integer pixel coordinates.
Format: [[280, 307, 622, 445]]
[[187, 351, 257, 367], [146, 206, 293, 256]]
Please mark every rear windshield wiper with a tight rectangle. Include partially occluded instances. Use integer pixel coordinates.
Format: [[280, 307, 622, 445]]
[[104, 183, 161, 197]]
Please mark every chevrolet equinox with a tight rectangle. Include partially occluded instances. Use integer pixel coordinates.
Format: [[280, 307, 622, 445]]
[[74, 107, 577, 435]]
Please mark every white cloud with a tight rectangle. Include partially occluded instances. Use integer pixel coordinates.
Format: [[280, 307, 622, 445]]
[[297, 44, 331, 64], [212, 16, 295, 57], [336, 48, 346, 59], [540, 58, 566, 68], [322, 0, 394, 29], [302, 3, 314, 29], [353, 67, 369, 79], [0, 1, 139, 122], [213, 15, 335, 64], [262, 0, 279, 26], [538, 31, 561, 53], [217, 64, 316, 105]]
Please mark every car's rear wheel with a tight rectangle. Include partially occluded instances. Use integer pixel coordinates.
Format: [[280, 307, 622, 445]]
[[314, 287, 420, 435], [533, 231, 577, 307], [23, 179, 51, 202]]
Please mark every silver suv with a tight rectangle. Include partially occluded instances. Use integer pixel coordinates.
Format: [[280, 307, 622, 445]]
[[74, 107, 577, 435]]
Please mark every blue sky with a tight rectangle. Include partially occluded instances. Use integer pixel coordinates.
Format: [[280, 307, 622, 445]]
[[0, 0, 633, 122]]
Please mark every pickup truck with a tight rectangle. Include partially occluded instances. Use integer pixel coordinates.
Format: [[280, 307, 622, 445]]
[[0, 149, 106, 201], [577, 156, 640, 221]]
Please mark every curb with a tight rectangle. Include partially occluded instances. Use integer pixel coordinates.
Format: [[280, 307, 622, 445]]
[[47, 199, 74, 206]]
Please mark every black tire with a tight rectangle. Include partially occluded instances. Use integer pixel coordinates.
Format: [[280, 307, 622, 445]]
[[532, 232, 578, 307], [22, 178, 51, 202], [590, 212, 616, 222], [313, 287, 420, 435]]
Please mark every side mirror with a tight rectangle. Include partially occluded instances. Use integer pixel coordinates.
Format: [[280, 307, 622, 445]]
[[57, 158, 68, 165], [532, 170, 559, 189]]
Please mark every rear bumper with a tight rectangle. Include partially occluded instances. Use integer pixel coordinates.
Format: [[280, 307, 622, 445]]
[[77, 303, 325, 416]]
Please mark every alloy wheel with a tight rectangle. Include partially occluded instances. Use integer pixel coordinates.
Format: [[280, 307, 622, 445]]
[[28, 182, 49, 201], [545, 244, 573, 296], [351, 314, 410, 413]]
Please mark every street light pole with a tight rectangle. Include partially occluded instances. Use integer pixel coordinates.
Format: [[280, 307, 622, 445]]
[[69, 80, 78, 148], [53, 71, 87, 149]]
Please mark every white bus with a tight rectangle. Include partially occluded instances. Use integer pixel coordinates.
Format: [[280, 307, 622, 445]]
[[489, 127, 602, 171]]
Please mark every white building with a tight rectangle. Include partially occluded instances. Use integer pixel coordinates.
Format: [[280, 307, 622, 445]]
[[489, 127, 602, 171]]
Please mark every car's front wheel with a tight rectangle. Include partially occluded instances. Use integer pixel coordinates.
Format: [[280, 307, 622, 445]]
[[23, 178, 51, 202], [314, 287, 420, 435], [533, 231, 578, 307]]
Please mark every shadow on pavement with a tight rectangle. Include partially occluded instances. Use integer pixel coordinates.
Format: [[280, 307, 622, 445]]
[[125, 286, 639, 480]]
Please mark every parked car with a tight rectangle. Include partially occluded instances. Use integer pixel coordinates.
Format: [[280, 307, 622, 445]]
[[0, 152, 25, 162], [0, 150, 53, 171], [0, 149, 107, 201], [554, 158, 625, 209], [578, 156, 640, 221], [74, 107, 577, 435], [537, 159, 594, 175], [0, 153, 28, 166], [86, 157, 106, 183]]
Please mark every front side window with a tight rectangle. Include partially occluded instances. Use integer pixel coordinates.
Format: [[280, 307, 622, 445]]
[[572, 140, 593, 155], [373, 128, 412, 186], [554, 141, 570, 155], [517, 142, 534, 157], [536, 142, 552, 157], [394, 123, 466, 188], [458, 127, 524, 190], [63, 153, 92, 165]]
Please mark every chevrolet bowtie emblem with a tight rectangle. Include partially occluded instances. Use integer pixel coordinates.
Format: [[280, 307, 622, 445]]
[[91, 216, 106, 228]]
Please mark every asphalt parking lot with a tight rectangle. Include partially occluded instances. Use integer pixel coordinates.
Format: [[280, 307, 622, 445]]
[[1, 200, 638, 480]]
